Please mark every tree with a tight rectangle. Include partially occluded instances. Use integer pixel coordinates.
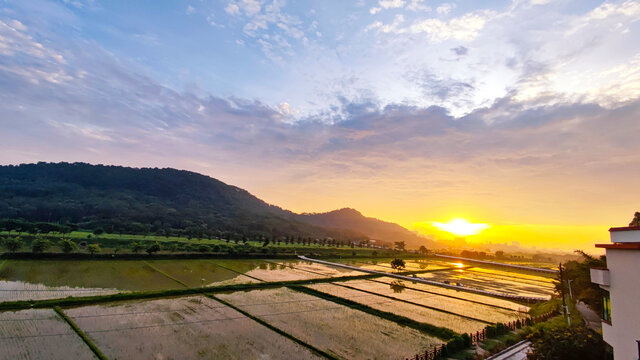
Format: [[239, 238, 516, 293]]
[[557, 251, 607, 316], [31, 238, 51, 253], [418, 245, 428, 255], [4, 237, 22, 252], [60, 239, 77, 254], [630, 211, 640, 226], [394, 241, 406, 251], [146, 242, 161, 254], [92, 228, 104, 236], [87, 244, 101, 254], [390, 258, 406, 272], [130, 241, 144, 253], [527, 326, 607, 360]]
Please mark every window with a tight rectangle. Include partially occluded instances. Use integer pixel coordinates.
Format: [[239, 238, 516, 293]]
[[602, 289, 611, 324]]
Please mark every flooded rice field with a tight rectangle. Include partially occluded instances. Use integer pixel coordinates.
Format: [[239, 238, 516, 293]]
[[217, 287, 443, 359], [329, 279, 525, 323], [306, 282, 488, 333], [0, 257, 555, 359], [0, 309, 97, 360], [0, 259, 362, 302], [65, 296, 322, 360]]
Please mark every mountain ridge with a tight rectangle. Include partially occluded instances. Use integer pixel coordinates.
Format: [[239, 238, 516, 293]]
[[0, 162, 433, 248]]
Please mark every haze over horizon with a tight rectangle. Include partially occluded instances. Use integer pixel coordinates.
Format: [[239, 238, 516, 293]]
[[1, 0, 639, 252]]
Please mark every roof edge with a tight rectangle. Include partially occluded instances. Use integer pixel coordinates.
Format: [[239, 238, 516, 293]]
[[596, 243, 640, 250], [609, 226, 640, 232]]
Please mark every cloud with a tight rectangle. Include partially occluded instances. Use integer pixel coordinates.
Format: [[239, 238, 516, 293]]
[[378, 0, 405, 9], [436, 3, 455, 15], [366, 10, 494, 42], [451, 46, 468, 56], [1, 0, 640, 230], [407, 0, 430, 12], [185, 5, 195, 15]]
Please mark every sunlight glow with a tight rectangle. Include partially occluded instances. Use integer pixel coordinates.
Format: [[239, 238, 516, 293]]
[[432, 218, 490, 236]]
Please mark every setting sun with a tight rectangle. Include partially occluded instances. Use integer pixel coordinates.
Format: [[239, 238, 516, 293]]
[[432, 218, 490, 237]]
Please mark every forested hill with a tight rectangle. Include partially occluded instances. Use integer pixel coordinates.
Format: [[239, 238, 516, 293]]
[[298, 208, 437, 249], [0, 162, 408, 243], [0, 162, 362, 240]]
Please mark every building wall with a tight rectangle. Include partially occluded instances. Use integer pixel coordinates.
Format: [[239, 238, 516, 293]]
[[603, 248, 640, 360]]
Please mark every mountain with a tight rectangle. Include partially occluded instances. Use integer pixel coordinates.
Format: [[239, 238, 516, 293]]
[[0, 162, 383, 243], [297, 208, 437, 249]]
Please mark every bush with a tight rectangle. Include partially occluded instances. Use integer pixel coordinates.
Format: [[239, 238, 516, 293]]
[[60, 239, 77, 254], [527, 326, 607, 360], [198, 244, 210, 253], [87, 244, 101, 254], [3, 237, 22, 252], [146, 242, 160, 254], [31, 238, 51, 253], [130, 241, 144, 253]]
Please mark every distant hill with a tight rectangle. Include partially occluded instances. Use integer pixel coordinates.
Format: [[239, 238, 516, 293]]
[[297, 208, 437, 249], [0, 163, 432, 247]]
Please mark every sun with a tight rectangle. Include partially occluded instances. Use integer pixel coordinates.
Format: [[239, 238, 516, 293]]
[[432, 218, 490, 237]]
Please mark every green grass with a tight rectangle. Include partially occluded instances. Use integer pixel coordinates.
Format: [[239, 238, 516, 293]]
[[529, 297, 561, 317], [54, 306, 108, 360]]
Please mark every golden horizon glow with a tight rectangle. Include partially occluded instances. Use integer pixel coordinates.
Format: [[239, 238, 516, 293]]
[[432, 218, 490, 237]]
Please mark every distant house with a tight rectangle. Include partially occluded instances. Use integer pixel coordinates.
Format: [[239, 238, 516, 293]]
[[590, 226, 640, 360]]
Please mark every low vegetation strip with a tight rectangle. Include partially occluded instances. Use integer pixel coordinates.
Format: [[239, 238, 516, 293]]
[[205, 294, 339, 360], [142, 261, 190, 288], [289, 285, 458, 340], [368, 278, 519, 312], [0, 259, 7, 273], [332, 282, 493, 324], [53, 306, 108, 360], [0, 273, 382, 311]]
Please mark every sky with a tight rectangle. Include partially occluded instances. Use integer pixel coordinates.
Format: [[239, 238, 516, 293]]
[[1, 0, 639, 252]]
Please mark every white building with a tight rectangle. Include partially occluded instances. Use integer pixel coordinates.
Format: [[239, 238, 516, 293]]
[[590, 226, 640, 360]]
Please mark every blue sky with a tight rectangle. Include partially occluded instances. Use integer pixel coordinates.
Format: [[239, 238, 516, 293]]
[[1, 0, 640, 250]]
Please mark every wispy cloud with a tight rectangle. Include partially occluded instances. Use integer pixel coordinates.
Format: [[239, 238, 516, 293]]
[[0, 0, 639, 234]]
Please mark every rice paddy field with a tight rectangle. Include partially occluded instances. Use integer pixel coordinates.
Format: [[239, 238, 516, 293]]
[[216, 287, 444, 359], [306, 282, 489, 334], [0, 256, 556, 359], [0, 309, 98, 360], [65, 296, 322, 360]]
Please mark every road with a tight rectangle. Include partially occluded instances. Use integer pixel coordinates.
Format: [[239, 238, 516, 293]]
[[576, 301, 602, 332]]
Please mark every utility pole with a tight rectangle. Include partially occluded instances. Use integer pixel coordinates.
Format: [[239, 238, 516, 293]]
[[559, 263, 570, 325]]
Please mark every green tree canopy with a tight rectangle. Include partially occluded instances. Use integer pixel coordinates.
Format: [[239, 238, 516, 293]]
[[390, 258, 406, 272], [31, 238, 50, 253], [3, 237, 22, 252], [527, 326, 607, 360], [87, 244, 101, 254], [60, 239, 77, 254]]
